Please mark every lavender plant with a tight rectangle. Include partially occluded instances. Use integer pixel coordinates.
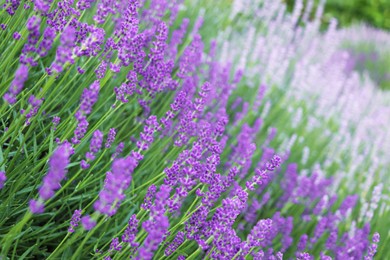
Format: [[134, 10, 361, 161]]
[[0, 0, 388, 259]]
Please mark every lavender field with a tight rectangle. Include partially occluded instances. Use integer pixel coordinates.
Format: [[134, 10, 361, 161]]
[[0, 0, 389, 259]]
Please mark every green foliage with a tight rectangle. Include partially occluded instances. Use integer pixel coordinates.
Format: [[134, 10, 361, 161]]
[[284, 0, 390, 30]]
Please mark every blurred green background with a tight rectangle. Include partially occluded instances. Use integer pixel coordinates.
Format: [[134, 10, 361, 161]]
[[284, 0, 390, 30], [282, 0, 390, 90]]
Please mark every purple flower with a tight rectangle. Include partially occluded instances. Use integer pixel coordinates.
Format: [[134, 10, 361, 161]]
[[297, 234, 308, 251], [77, 0, 94, 10], [4, 0, 22, 15], [36, 143, 73, 205], [177, 34, 203, 78], [253, 84, 267, 111], [265, 154, 282, 171], [85, 130, 103, 161], [372, 232, 380, 243], [52, 116, 60, 125], [81, 215, 96, 230], [165, 231, 185, 256], [29, 199, 45, 214], [34, 0, 52, 13], [247, 219, 273, 247], [167, 18, 189, 59], [68, 209, 82, 232], [19, 16, 41, 66], [110, 237, 122, 251], [339, 195, 359, 215], [25, 95, 43, 125], [13, 32, 21, 40], [112, 142, 124, 159], [51, 26, 76, 73], [77, 67, 85, 74], [74, 26, 105, 57], [38, 27, 56, 57], [122, 214, 139, 247], [80, 160, 90, 170], [137, 185, 171, 259], [246, 155, 282, 191], [72, 81, 100, 144], [136, 115, 159, 151], [141, 184, 156, 210], [3, 65, 29, 104], [52, 116, 60, 130], [95, 60, 108, 79], [80, 81, 100, 114], [105, 128, 116, 148], [94, 156, 138, 216], [93, 0, 117, 24], [297, 252, 313, 260], [365, 237, 379, 260], [0, 171, 7, 189]]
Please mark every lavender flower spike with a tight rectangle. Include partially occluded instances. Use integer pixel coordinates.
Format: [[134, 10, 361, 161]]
[[3, 65, 29, 104], [68, 209, 82, 233], [81, 215, 96, 230], [0, 171, 7, 189], [94, 156, 138, 216], [86, 130, 104, 161], [105, 128, 116, 148], [30, 142, 73, 213]]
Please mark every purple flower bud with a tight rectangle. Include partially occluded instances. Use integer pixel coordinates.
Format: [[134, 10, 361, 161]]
[[105, 128, 116, 148], [141, 184, 156, 210], [72, 81, 100, 144], [265, 155, 282, 171], [165, 231, 185, 256], [3, 65, 29, 104], [112, 142, 124, 159], [77, 0, 94, 10], [94, 156, 137, 216], [110, 237, 122, 251], [36, 143, 73, 203], [372, 232, 380, 243], [25, 95, 43, 125], [297, 252, 313, 260], [247, 219, 273, 247], [52, 116, 60, 125], [81, 215, 96, 230], [122, 214, 139, 246], [339, 195, 359, 216], [298, 234, 308, 251], [77, 67, 85, 74], [34, 0, 52, 13], [95, 60, 108, 79], [0, 171, 6, 189], [80, 160, 90, 169], [80, 81, 100, 114], [38, 27, 56, 57], [51, 26, 76, 73], [13, 32, 21, 40], [68, 209, 82, 232], [29, 199, 45, 214], [90, 130, 103, 154], [171, 91, 186, 111]]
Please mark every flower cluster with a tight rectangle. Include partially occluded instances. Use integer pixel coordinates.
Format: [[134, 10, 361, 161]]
[[0, 0, 386, 259], [30, 142, 73, 213], [72, 81, 100, 144], [81, 130, 103, 169]]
